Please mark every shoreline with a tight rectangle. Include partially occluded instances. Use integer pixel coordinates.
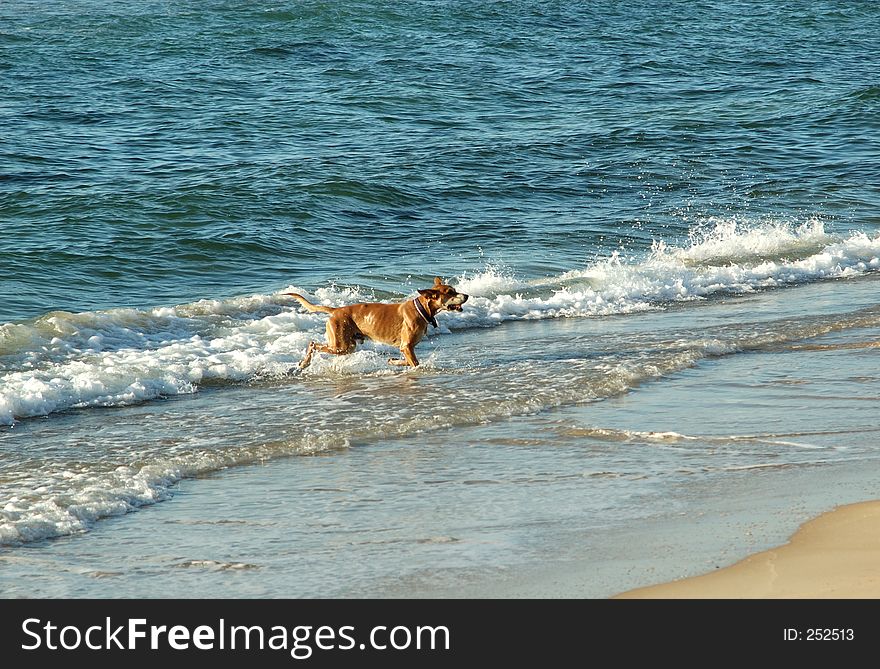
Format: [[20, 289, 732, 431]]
[[614, 499, 880, 599], [6, 303, 880, 598]]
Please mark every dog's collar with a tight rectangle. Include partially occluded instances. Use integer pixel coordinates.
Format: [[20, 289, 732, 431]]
[[413, 298, 438, 328]]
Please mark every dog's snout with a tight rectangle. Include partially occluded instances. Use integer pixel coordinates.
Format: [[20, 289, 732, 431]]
[[445, 292, 468, 312], [451, 292, 468, 305]]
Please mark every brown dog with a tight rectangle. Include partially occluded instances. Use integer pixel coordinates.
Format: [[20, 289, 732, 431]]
[[287, 277, 468, 369]]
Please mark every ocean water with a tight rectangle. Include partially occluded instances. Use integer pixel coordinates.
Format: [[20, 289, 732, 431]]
[[2, 0, 880, 597]]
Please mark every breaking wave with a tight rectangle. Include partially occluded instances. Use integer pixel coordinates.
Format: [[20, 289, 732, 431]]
[[2, 219, 879, 426]]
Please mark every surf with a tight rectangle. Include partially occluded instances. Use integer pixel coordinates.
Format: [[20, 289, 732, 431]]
[[1, 219, 879, 426]]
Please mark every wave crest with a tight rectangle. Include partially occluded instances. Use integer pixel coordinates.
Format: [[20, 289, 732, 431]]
[[2, 220, 879, 424]]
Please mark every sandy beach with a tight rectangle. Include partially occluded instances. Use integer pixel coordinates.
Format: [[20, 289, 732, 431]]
[[615, 500, 880, 599]]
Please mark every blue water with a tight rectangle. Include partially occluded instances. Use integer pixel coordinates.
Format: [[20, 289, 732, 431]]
[[2, 1, 880, 596], [4, 0, 879, 320]]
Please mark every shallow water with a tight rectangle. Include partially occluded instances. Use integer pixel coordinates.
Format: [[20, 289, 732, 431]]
[[3, 275, 880, 597]]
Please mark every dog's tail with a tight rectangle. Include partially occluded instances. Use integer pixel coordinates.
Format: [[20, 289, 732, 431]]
[[285, 293, 335, 314]]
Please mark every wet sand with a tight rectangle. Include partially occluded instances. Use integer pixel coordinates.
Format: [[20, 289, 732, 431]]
[[615, 500, 880, 599]]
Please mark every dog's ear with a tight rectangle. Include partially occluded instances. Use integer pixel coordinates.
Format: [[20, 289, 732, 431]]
[[433, 276, 443, 286], [418, 288, 441, 300]]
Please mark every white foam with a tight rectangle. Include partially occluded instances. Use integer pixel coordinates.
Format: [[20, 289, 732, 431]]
[[447, 220, 880, 330], [0, 294, 323, 425], [673, 217, 831, 264], [1, 220, 879, 425], [454, 265, 526, 296], [0, 432, 343, 545]]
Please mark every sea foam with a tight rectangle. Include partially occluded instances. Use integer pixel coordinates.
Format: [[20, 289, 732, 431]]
[[1, 220, 878, 425]]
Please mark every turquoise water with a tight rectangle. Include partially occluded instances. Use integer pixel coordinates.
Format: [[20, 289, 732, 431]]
[[4, 0, 879, 319], [2, 1, 880, 596]]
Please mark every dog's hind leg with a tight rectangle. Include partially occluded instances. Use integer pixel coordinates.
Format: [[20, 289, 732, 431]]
[[299, 341, 320, 369], [299, 342, 356, 369], [299, 317, 358, 369]]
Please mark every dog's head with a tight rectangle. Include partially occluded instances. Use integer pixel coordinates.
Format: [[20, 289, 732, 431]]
[[418, 276, 469, 313]]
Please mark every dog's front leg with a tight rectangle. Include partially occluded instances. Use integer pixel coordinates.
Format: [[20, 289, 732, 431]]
[[389, 343, 419, 367]]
